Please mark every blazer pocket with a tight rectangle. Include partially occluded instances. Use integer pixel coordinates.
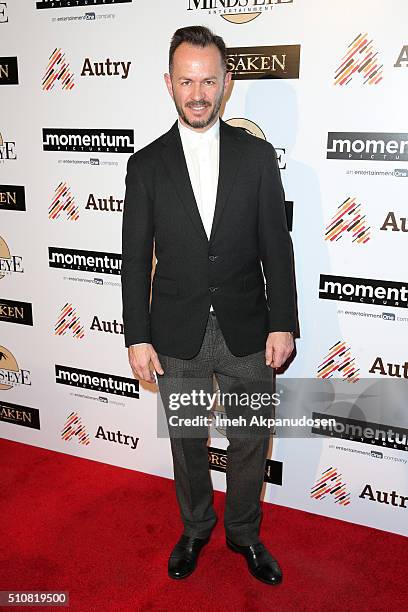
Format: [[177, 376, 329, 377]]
[[155, 275, 178, 295], [244, 271, 263, 291]]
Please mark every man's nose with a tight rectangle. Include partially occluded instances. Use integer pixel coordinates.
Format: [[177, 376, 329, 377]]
[[191, 82, 204, 100]]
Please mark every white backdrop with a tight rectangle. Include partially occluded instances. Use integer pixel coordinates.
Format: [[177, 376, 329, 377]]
[[1, 0, 407, 537]]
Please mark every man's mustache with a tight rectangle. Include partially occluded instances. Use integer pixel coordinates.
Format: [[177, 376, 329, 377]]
[[186, 101, 211, 108]]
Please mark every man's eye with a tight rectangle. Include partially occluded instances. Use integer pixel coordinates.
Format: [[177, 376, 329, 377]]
[[181, 81, 190, 85], [205, 81, 215, 85]]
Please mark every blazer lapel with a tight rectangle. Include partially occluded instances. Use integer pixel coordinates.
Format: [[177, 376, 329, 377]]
[[160, 120, 208, 245], [160, 118, 243, 245], [209, 118, 242, 243]]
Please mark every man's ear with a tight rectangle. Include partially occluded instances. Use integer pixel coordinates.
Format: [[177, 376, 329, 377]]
[[164, 73, 174, 99], [223, 71, 232, 94]]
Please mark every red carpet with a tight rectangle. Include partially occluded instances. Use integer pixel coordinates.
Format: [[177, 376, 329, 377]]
[[1, 438, 406, 611]]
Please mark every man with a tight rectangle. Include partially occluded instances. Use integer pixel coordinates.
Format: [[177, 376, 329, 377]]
[[121, 25, 297, 585]]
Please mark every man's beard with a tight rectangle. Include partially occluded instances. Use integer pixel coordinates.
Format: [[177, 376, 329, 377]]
[[173, 88, 224, 129]]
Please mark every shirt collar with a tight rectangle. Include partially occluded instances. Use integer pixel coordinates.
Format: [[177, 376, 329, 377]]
[[178, 117, 220, 148]]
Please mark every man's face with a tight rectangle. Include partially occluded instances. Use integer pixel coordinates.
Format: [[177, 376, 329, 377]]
[[164, 42, 231, 131]]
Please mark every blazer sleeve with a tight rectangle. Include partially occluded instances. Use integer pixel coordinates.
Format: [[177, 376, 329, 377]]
[[258, 142, 298, 333], [121, 154, 154, 347]]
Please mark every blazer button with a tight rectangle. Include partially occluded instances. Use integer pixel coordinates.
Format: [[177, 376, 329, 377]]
[[209, 286, 219, 292], [208, 255, 218, 262]]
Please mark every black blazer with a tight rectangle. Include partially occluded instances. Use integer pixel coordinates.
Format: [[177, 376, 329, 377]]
[[121, 118, 297, 359]]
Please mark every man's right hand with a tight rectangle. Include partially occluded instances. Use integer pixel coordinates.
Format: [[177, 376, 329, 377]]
[[128, 344, 164, 384]]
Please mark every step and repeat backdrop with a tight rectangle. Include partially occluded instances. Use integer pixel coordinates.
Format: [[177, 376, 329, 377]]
[[1, 0, 407, 536]]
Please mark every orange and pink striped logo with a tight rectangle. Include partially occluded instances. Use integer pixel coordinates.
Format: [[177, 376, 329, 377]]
[[325, 197, 370, 244], [42, 48, 75, 91], [49, 182, 79, 221], [311, 467, 351, 506], [55, 303, 85, 339], [317, 341, 360, 383], [61, 412, 90, 446], [335, 33, 383, 86]]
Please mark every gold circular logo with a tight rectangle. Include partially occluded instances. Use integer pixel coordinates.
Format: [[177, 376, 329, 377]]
[[221, 13, 261, 24], [0, 236, 11, 280], [225, 118, 266, 140], [0, 346, 19, 391]]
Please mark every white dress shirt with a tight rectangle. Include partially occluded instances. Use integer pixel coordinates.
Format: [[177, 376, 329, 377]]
[[132, 118, 220, 346]]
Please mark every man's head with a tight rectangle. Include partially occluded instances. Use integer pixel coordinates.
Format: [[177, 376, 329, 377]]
[[164, 25, 231, 131]]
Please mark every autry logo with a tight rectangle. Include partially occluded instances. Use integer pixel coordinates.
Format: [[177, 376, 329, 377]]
[[42, 48, 131, 91], [61, 411, 139, 450], [48, 183, 123, 220], [187, 0, 293, 25], [317, 340, 360, 383], [334, 33, 383, 86], [311, 467, 351, 506], [325, 197, 371, 244]]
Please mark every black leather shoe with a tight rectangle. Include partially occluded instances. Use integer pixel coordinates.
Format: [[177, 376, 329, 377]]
[[168, 534, 210, 579], [226, 537, 283, 585]]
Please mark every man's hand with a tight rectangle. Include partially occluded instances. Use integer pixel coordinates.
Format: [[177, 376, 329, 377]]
[[265, 332, 294, 369], [128, 344, 164, 384]]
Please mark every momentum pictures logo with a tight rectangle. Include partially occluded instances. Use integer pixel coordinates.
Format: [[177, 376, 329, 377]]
[[327, 133, 408, 161], [49, 247, 121, 274], [319, 274, 408, 309], [42, 128, 134, 153], [312, 413, 408, 452], [36, 0, 132, 8]]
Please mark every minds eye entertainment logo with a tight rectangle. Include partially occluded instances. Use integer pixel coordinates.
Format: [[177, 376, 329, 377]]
[[317, 341, 360, 383], [187, 0, 293, 24], [311, 467, 351, 506], [42, 48, 74, 90], [42, 128, 134, 153], [319, 274, 408, 309], [0, 131, 16, 161], [334, 33, 383, 86], [327, 132, 408, 161], [0, 346, 31, 390], [0, 236, 23, 279], [36, 0, 132, 9], [325, 197, 371, 244], [226, 45, 300, 79]]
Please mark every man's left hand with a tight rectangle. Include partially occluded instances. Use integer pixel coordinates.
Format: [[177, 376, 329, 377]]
[[265, 332, 294, 368]]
